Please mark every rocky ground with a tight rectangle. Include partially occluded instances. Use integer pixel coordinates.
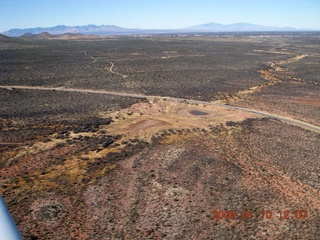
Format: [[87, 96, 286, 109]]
[[0, 33, 319, 239], [1, 99, 319, 239]]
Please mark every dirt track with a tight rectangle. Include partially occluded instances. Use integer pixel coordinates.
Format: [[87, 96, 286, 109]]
[[1, 85, 319, 134], [107, 62, 127, 78]]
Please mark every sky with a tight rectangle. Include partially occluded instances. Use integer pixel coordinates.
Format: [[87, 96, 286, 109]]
[[0, 0, 319, 32]]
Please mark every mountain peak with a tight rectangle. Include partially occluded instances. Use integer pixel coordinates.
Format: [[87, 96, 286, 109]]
[[3, 24, 127, 37]]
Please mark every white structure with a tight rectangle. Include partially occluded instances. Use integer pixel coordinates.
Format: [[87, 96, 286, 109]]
[[0, 196, 23, 240]]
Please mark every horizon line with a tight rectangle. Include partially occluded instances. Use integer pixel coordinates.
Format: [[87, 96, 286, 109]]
[[2, 21, 320, 32]]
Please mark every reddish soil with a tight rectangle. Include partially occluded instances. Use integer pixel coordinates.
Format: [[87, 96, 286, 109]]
[[1, 111, 319, 239], [1, 34, 319, 239]]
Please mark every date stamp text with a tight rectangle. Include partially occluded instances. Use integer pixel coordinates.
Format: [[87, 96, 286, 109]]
[[212, 210, 308, 220]]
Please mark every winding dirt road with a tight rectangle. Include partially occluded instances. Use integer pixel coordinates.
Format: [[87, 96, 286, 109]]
[[107, 62, 127, 78], [1, 85, 319, 134]]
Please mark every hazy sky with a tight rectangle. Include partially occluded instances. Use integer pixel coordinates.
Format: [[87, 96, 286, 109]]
[[1, 0, 319, 32]]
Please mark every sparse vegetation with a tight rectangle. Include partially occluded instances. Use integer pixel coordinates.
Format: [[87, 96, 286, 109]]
[[0, 33, 319, 239]]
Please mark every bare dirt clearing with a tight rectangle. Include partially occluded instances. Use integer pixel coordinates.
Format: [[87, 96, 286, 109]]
[[104, 100, 258, 141]]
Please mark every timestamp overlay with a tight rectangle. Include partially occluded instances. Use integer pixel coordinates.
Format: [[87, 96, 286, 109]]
[[212, 209, 310, 220]]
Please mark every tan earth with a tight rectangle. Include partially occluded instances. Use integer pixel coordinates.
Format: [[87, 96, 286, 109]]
[[104, 99, 259, 142]]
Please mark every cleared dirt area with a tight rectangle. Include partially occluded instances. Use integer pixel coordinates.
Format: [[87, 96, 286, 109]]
[[0, 33, 319, 239], [104, 99, 259, 142]]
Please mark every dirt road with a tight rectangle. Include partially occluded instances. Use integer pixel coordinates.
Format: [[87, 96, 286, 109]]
[[1, 85, 319, 134], [107, 62, 127, 78]]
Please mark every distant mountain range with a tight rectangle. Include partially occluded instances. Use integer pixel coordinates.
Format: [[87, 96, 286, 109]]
[[18, 32, 102, 40], [3, 24, 131, 37], [2, 23, 316, 37]]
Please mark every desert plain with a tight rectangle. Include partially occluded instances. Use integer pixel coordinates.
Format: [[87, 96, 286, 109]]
[[0, 32, 319, 239]]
